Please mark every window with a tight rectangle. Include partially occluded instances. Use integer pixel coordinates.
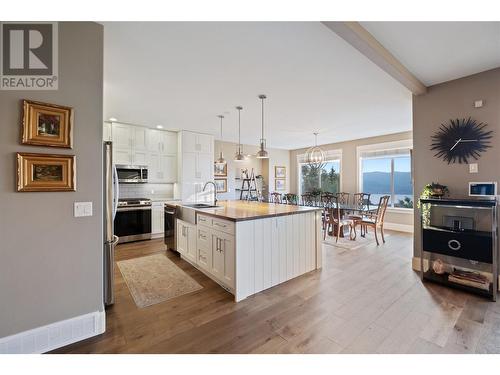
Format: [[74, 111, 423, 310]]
[[358, 142, 413, 209], [298, 152, 341, 195]]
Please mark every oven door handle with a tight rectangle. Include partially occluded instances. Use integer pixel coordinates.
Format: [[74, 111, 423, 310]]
[[164, 210, 176, 215], [117, 206, 152, 212]]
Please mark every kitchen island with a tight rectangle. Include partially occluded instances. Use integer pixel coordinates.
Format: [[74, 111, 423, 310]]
[[172, 200, 323, 301]]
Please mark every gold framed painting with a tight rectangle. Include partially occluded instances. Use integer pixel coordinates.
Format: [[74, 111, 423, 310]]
[[22, 100, 74, 148], [275, 166, 286, 178], [214, 162, 227, 177], [17, 153, 76, 192], [275, 178, 286, 191], [214, 178, 228, 193]]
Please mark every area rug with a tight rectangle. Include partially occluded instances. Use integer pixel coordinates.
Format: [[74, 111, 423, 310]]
[[323, 231, 391, 251], [117, 253, 202, 308]]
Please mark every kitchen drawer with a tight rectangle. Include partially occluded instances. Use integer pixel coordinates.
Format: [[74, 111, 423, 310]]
[[197, 214, 235, 235], [197, 247, 211, 272], [423, 228, 493, 264], [197, 227, 211, 249], [211, 217, 235, 235], [197, 214, 211, 227]]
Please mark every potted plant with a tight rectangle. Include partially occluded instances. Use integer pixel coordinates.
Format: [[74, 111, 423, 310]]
[[421, 182, 449, 199]]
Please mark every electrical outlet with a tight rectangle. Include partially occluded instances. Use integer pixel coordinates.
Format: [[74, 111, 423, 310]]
[[469, 163, 478, 173], [74, 202, 93, 217]]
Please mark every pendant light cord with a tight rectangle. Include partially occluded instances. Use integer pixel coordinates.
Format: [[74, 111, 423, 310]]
[[261, 97, 265, 140], [238, 107, 241, 152]]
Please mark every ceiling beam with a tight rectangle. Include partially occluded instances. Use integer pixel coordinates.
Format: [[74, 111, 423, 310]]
[[322, 21, 427, 95]]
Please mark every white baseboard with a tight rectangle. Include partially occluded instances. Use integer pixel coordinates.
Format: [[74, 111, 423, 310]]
[[0, 310, 105, 354], [383, 222, 414, 233]]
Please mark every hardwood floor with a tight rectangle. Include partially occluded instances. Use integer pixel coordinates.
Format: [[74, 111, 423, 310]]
[[53, 231, 500, 354]]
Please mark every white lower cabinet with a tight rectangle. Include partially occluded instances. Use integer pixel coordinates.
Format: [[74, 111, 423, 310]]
[[152, 202, 165, 235], [196, 227, 212, 272], [176, 219, 197, 263], [196, 215, 235, 290], [210, 231, 235, 289]]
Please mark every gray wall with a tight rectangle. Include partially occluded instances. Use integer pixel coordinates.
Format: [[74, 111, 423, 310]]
[[0, 22, 103, 337], [413, 68, 500, 256]]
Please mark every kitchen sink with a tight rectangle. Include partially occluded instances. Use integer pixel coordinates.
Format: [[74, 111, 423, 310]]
[[184, 203, 219, 209]]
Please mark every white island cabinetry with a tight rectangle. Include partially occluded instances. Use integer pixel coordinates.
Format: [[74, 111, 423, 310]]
[[176, 201, 322, 301]]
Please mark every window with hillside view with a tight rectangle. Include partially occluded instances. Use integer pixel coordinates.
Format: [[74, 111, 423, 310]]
[[299, 159, 341, 195], [360, 153, 413, 209]]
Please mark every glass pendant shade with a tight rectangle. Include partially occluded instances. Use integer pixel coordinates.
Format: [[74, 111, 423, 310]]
[[305, 133, 325, 169], [256, 95, 269, 159], [234, 106, 246, 162], [216, 115, 226, 164]]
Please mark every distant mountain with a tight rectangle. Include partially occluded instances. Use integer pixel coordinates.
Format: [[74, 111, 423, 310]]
[[362, 171, 412, 194]]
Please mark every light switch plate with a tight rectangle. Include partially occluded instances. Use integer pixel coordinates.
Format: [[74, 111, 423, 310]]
[[469, 163, 478, 173], [474, 100, 483, 108], [74, 202, 93, 217]]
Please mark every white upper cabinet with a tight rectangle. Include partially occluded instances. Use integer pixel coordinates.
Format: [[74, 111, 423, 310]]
[[109, 123, 179, 183], [132, 127, 148, 151], [148, 130, 178, 154], [103, 122, 112, 142], [177, 131, 214, 201], [112, 123, 133, 149], [181, 131, 213, 155]]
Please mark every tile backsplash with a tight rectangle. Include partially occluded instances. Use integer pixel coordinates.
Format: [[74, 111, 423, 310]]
[[119, 183, 174, 200]]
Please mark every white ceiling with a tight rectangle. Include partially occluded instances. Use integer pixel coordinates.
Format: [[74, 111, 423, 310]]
[[103, 22, 413, 150], [361, 22, 500, 86]]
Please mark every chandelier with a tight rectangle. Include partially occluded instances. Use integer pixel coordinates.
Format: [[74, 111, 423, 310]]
[[304, 132, 326, 170]]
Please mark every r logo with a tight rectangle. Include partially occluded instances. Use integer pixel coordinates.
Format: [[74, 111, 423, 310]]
[[2, 23, 53, 75], [1, 22, 58, 89]]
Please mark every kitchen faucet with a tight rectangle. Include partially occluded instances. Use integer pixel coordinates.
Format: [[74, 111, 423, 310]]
[[203, 181, 218, 206]]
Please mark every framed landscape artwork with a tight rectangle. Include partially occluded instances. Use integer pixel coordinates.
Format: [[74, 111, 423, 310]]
[[17, 153, 76, 192], [214, 178, 227, 193], [275, 178, 286, 191], [275, 166, 286, 178], [214, 162, 227, 177], [22, 100, 74, 148]]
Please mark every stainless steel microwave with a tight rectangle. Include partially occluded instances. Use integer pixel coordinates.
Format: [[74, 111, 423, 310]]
[[115, 164, 148, 183]]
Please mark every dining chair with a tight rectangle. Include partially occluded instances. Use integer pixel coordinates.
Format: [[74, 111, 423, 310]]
[[301, 193, 314, 206], [347, 193, 371, 232], [323, 196, 355, 242], [321, 192, 335, 208], [283, 193, 298, 205], [354, 195, 390, 246], [336, 192, 350, 205], [270, 192, 282, 204]]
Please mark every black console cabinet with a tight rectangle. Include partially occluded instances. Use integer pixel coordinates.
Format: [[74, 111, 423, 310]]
[[419, 197, 498, 301]]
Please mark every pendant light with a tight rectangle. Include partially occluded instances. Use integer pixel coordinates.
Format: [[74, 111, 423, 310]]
[[305, 132, 326, 169], [256, 94, 269, 159], [215, 115, 226, 164], [234, 106, 245, 161]]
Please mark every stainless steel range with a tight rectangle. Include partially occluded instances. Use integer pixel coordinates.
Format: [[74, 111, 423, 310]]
[[114, 198, 152, 243]]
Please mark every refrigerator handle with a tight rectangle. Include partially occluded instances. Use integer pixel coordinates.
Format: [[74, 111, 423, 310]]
[[113, 165, 119, 220]]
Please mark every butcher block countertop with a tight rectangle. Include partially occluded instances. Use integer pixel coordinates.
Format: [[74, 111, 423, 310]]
[[170, 200, 322, 222]]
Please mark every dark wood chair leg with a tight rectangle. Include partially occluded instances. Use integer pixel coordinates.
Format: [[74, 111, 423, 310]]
[[374, 225, 379, 246], [380, 225, 385, 243]]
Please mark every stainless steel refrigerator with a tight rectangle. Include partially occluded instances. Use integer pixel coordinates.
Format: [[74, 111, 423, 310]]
[[103, 141, 120, 306]]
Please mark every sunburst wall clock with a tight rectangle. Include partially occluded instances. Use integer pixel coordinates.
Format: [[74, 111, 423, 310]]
[[430, 117, 493, 164]]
